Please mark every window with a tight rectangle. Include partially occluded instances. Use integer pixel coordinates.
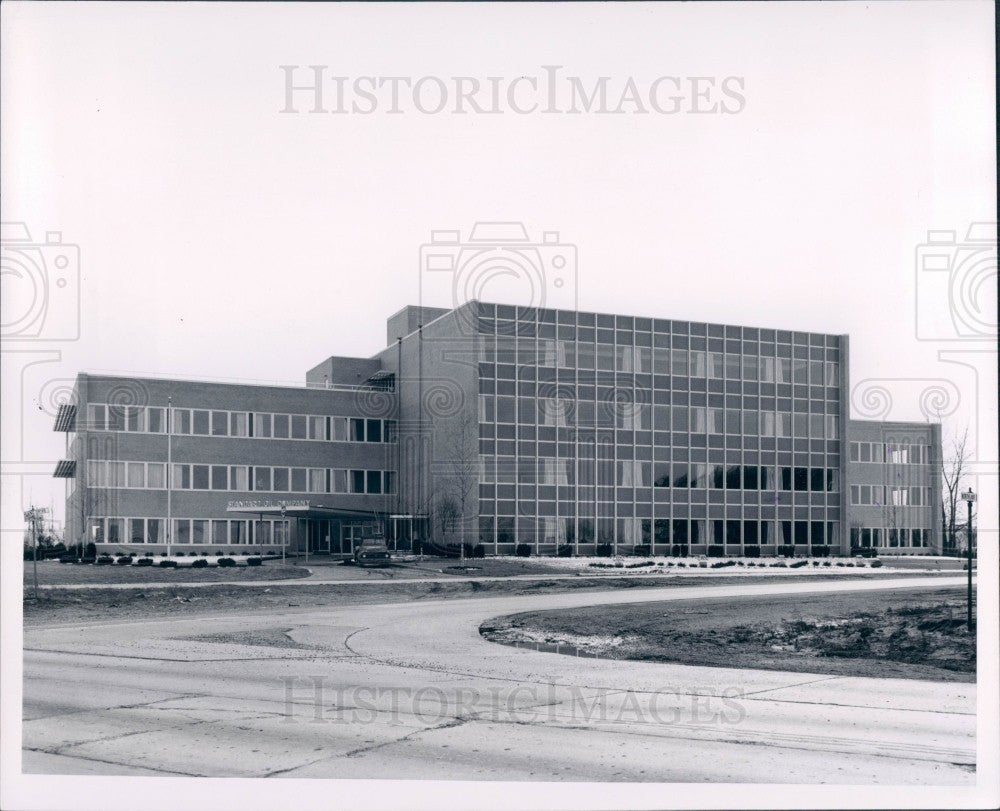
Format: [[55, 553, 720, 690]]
[[174, 519, 190, 544], [743, 356, 759, 381], [351, 470, 365, 493], [794, 467, 808, 491], [825, 362, 839, 387], [781, 466, 792, 491], [173, 464, 191, 489], [743, 465, 759, 489], [273, 467, 289, 491], [253, 412, 272, 438], [760, 466, 773, 490], [672, 349, 688, 376], [776, 413, 791, 438], [826, 469, 839, 492], [291, 468, 307, 492], [230, 412, 248, 437], [384, 471, 396, 494], [366, 419, 382, 443], [108, 407, 126, 431], [273, 414, 290, 438], [147, 463, 165, 488], [384, 420, 397, 442], [776, 358, 791, 384], [252, 466, 271, 491], [726, 465, 741, 489], [810, 468, 824, 492], [127, 462, 144, 488], [850, 442, 859, 462], [125, 407, 143, 432], [291, 414, 307, 439], [793, 413, 808, 438], [192, 520, 207, 544], [147, 407, 165, 433], [725, 355, 741, 380], [173, 409, 191, 434], [230, 465, 249, 491], [711, 464, 725, 489], [351, 419, 365, 441], [193, 465, 210, 490], [309, 416, 326, 440], [211, 465, 228, 490], [309, 468, 326, 493], [707, 352, 724, 379], [147, 519, 163, 544], [212, 520, 228, 545], [367, 470, 382, 494], [193, 410, 210, 436], [211, 411, 228, 436], [331, 417, 348, 441], [88, 404, 107, 430], [760, 357, 775, 383], [331, 469, 347, 493], [129, 518, 145, 544], [230, 520, 247, 545]]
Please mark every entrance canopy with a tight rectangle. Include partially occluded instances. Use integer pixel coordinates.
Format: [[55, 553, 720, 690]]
[[225, 499, 381, 520]]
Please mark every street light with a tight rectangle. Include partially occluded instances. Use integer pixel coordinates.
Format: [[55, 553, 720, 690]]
[[280, 503, 286, 566], [961, 488, 976, 633]]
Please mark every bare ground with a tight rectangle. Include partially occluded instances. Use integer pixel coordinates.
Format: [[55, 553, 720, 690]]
[[23, 559, 309, 585], [481, 587, 976, 682]]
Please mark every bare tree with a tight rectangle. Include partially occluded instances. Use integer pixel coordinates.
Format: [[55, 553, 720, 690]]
[[438, 410, 480, 559], [941, 429, 970, 555]]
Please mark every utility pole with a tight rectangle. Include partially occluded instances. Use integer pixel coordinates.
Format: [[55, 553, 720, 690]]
[[166, 396, 173, 557], [962, 488, 976, 633]]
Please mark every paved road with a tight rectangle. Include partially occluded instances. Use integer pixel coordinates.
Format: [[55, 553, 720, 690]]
[[23, 576, 975, 783]]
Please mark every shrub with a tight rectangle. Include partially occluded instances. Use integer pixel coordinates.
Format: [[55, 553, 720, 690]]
[[870, 559, 883, 568], [58, 553, 76, 564], [789, 560, 808, 568], [158, 559, 178, 568], [743, 545, 761, 558], [747, 561, 757, 567], [772, 561, 787, 568], [247, 557, 262, 566], [217, 557, 236, 567], [191, 558, 209, 568], [777, 545, 795, 558], [116, 557, 133, 566], [632, 544, 651, 557], [556, 544, 574, 557], [822, 560, 832, 567], [707, 545, 724, 557], [199, 552, 208, 557], [96, 555, 113, 566], [136, 558, 154, 567], [595, 544, 614, 557], [515, 543, 532, 557], [677, 561, 686, 567], [472, 544, 486, 558], [698, 561, 708, 568], [85, 542, 97, 560]]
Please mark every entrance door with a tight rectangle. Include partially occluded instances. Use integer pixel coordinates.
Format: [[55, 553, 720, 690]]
[[308, 520, 332, 554]]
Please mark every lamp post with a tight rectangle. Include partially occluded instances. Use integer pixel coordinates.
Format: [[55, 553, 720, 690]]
[[280, 503, 286, 566], [961, 488, 976, 633]]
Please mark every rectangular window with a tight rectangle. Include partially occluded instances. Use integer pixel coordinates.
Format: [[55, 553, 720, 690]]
[[810, 468, 824, 492], [776, 413, 791, 438], [726, 465, 741, 489], [273, 467, 289, 491], [350, 418, 365, 441], [672, 349, 688, 376], [384, 471, 396, 494], [309, 468, 326, 494], [127, 462, 144, 488], [792, 359, 808, 384], [367, 470, 382, 494], [760, 357, 775, 383], [230, 412, 248, 437], [211, 465, 228, 490], [793, 413, 808, 438], [351, 470, 365, 493], [743, 465, 759, 489], [229, 520, 247, 545], [146, 518, 163, 544], [145, 407, 164, 433], [129, 518, 145, 544], [760, 466, 773, 490], [273, 414, 290, 438], [850, 442, 859, 462], [690, 463, 706, 489], [384, 420, 397, 442], [253, 465, 271, 492], [366, 419, 382, 443], [147, 463, 165, 488], [725, 355, 741, 380], [743, 356, 759, 381], [125, 407, 143, 432], [781, 466, 792, 491], [192, 464, 210, 490], [291, 467, 307, 492], [761, 412, 775, 437], [253, 412, 272, 438], [212, 520, 228, 545], [173, 409, 191, 435], [230, 465, 249, 491], [794, 520, 808, 545], [743, 411, 759, 435], [291, 414, 307, 439], [826, 469, 839, 492], [88, 404, 107, 430], [707, 352, 724, 379], [107, 407, 126, 431], [331, 469, 347, 493], [825, 362, 839, 387], [192, 520, 207, 545], [174, 519, 190, 545], [711, 464, 725, 489], [331, 417, 348, 441], [794, 467, 809, 492], [211, 410, 228, 436], [776, 358, 791, 384], [810, 414, 824, 438], [192, 410, 210, 436], [309, 416, 326, 440], [173, 464, 190, 489]]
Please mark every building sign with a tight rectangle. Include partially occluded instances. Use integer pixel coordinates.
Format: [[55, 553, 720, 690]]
[[226, 499, 310, 512]]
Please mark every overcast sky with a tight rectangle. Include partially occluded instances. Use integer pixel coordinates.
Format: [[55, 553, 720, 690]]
[[1, 1, 995, 534]]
